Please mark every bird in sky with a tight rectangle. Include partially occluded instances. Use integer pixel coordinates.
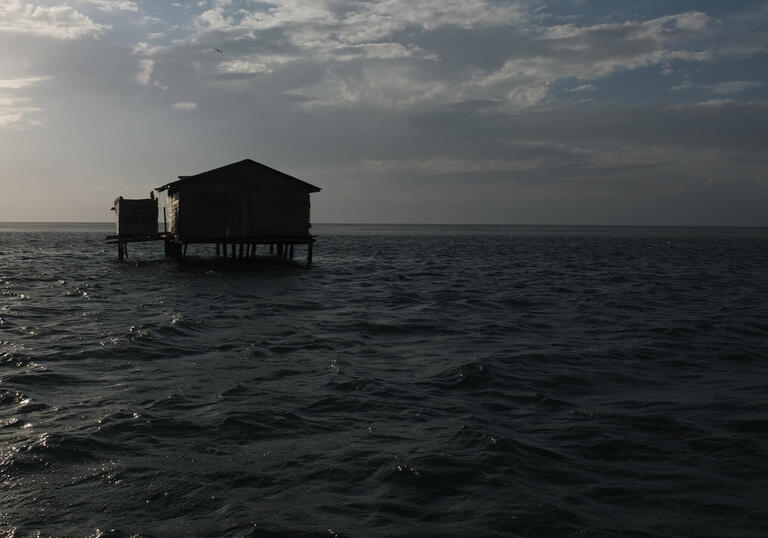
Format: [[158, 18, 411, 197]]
[[216, 48, 223, 54]]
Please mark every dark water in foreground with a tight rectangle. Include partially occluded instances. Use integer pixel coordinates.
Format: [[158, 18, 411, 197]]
[[1, 223, 767, 537]]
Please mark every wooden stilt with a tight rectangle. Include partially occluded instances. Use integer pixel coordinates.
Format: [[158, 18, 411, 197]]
[[118, 241, 124, 262], [231, 243, 236, 258], [123, 242, 128, 261], [239, 243, 244, 259], [216, 242, 220, 256], [307, 237, 313, 266], [289, 244, 294, 259], [270, 243, 274, 255]]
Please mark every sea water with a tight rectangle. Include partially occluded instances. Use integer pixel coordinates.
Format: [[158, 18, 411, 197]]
[[1, 223, 767, 536]]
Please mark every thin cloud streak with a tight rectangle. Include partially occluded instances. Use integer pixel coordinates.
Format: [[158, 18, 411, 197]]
[[172, 101, 198, 110]]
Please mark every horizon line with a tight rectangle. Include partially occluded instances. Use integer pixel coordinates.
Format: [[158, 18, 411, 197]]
[[2, 221, 768, 228]]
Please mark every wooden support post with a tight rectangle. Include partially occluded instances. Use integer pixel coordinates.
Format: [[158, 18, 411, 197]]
[[123, 242, 128, 261], [183, 243, 188, 258], [118, 241, 124, 262], [307, 238, 313, 266], [270, 243, 274, 255], [289, 244, 294, 259], [251, 243, 256, 258], [231, 243, 236, 258], [216, 242, 220, 256]]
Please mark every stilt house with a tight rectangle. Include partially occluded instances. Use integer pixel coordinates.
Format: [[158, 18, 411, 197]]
[[107, 159, 321, 264], [157, 159, 320, 241], [156, 159, 321, 261]]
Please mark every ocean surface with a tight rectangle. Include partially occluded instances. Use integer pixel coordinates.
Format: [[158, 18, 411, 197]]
[[1, 223, 767, 537]]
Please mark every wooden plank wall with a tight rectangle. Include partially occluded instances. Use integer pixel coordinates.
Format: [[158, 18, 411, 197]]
[[174, 171, 313, 241], [167, 193, 180, 234], [116, 198, 158, 236]]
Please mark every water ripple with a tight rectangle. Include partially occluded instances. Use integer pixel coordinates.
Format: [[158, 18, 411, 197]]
[[1, 227, 767, 536]]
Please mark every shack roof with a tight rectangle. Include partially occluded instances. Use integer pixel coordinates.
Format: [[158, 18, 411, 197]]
[[155, 159, 321, 193]]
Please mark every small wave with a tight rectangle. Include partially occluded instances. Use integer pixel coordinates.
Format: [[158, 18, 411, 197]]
[[420, 359, 494, 391]]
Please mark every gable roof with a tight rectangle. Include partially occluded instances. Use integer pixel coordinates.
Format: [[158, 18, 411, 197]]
[[155, 159, 321, 193]]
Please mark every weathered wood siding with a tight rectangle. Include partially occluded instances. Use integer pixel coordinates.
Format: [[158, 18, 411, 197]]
[[166, 192, 181, 235], [172, 167, 312, 241], [115, 197, 158, 236]]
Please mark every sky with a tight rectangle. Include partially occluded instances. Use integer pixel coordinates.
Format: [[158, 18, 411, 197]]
[[0, 0, 767, 224]]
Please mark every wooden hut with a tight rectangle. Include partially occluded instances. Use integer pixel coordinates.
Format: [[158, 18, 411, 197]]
[[112, 195, 158, 236], [155, 159, 321, 262], [109, 195, 159, 261]]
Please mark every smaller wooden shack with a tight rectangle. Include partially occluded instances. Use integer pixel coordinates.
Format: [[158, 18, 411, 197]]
[[112, 195, 158, 236], [109, 195, 160, 261], [156, 159, 321, 263]]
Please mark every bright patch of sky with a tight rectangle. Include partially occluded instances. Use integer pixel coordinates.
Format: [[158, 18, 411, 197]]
[[0, 0, 766, 224]]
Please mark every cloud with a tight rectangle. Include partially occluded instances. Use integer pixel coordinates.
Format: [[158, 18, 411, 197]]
[[131, 3, 768, 113], [671, 80, 763, 97], [132, 41, 163, 56], [671, 81, 696, 92], [79, 0, 138, 12], [711, 80, 763, 95], [189, 6, 716, 108], [690, 98, 738, 108], [135, 58, 154, 85], [292, 65, 449, 109], [362, 156, 537, 175], [411, 100, 768, 157], [172, 101, 198, 110], [0, 97, 44, 128], [0, 76, 49, 128], [0, 0, 108, 39], [185, 0, 528, 75], [467, 12, 714, 107], [565, 84, 597, 92], [0, 76, 52, 89], [359, 137, 673, 179], [194, 0, 528, 38]]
